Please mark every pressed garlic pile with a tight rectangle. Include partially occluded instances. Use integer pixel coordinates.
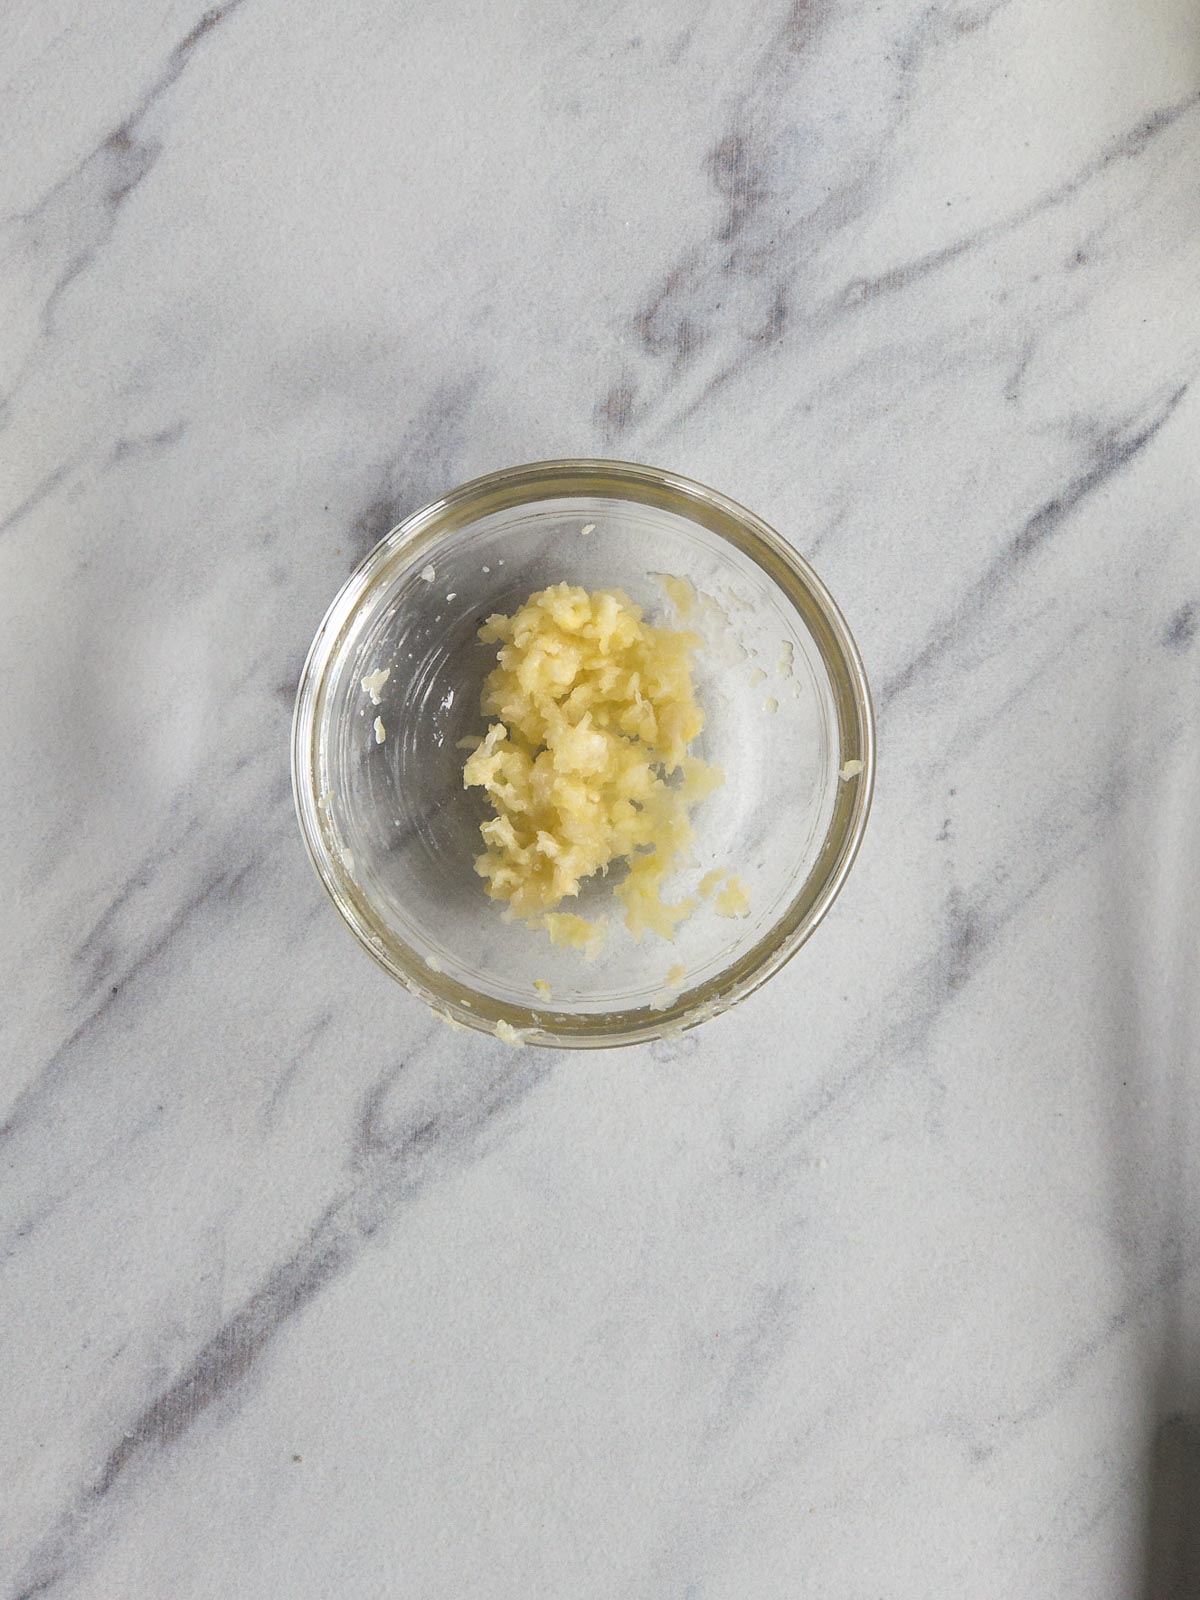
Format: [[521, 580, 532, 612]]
[[461, 583, 723, 948]]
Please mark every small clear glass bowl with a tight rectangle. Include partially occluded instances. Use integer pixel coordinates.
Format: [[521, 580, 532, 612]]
[[292, 460, 874, 1048]]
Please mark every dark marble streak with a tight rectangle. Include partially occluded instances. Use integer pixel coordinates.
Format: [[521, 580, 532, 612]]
[[752, 692, 1185, 1183], [257, 1008, 336, 1131], [346, 376, 482, 562], [600, 0, 1080, 443], [636, 1276, 811, 1592], [10, 1044, 555, 1600], [0, 841, 267, 1156], [1, 420, 187, 538], [924, 610, 1091, 773], [1, 0, 251, 407], [3, 731, 294, 1163], [71, 815, 207, 994], [8, 131, 161, 353], [1162, 604, 1196, 652], [596, 0, 844, 439], [699, 1279, 808, 1445], [0, 457, 84, 539], [719, 709, 1198, 1508], [634, 84, 1200, 448], [956, 1251, 1194, 1467], [950, 0, 1016, 34], [0, 1104, 164, 1265], [876, 381, 1191, 712], [839, 89, 1200, 312], [1, 993, 335, 1267], [0, 848, 274, 1270], [107, 420, 188, 465]]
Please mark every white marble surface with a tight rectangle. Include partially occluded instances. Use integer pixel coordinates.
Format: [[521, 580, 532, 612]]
[[4, 0, 1200, 1593]]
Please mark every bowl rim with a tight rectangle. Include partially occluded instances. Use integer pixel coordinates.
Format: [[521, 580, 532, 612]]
[[292, 458, 875, 1048]]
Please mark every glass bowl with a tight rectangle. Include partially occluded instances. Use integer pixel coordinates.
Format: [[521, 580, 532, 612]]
[[292, 460, 874, 1048]]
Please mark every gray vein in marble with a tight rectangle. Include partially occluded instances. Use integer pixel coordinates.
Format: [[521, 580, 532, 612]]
[[637, 1277, 809, 1594], [1, 840, 264, 1159], [1, 0, 249, 407], [755, 699, 1185, 1184], [107, 419, 188, 465], [956, 1253, 1193, 1467], [929, 610, 1091, 773], [877, 380, 1191, 712], [1162, 603, 1196, 652], [2, 419, 186, 540], [4, 726, 296, 1150], [701, 1281, 804, 1444], [6, 0, 248, 232], [0, 1104, 164, 1267], [631, 84, 1199, 448], [258, 1008, 336, 1131], [72, 817, 206, 990], [598, 0, 852, 437], [0, 457, 83, 540], [347, 376, 481, 562], [948, 0, 1015, 33], [840, 88, 1200, 311], [3, 931, 337, 1264], [8, 131, 159, 356], [1002, 333, 1040, 405], [10, 1046, 554, 1600], [932, 567, 1198, 785]]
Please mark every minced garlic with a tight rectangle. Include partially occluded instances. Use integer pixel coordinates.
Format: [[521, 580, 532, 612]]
[[652, 572, 696, 620], [463, 583, 722, 943], [715, 874, 750, 918], [544, 910, 607, 957]]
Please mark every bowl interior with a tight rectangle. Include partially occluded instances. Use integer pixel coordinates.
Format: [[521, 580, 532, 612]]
[[296, 467, 870, 1043]]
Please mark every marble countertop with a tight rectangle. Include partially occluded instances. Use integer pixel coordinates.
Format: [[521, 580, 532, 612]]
[[5, 1, 1199, 1594]]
